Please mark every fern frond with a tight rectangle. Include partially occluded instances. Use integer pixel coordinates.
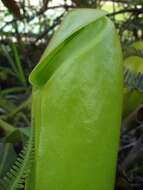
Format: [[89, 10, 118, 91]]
[[124, 68, 143, 92], [0, 135, 34, 190]]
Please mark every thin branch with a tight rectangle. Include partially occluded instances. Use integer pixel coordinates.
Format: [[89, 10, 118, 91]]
[[39, 4, 75, 14], [101, 0, 142, 4], [33, 13, 64, 44], [26, 4, 74, 22], [108, 8, 143, 16], [0, 4, 74, 31]]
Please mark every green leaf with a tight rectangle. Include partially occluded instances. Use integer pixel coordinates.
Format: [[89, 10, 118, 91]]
[[123, 56, 143, 117], [0, 143, 17, 178], [0, 132, 33, 190], [29, 9, 123, 190], [29, 9, 107, 86], [11, 44, 26, 86], [0, 119, 30, 143]]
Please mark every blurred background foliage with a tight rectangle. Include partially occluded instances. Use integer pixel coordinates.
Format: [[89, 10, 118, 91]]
[[0, 0, 143, 189]]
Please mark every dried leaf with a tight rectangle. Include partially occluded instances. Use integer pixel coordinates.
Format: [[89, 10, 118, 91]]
[[39, 0, 50, 13], [1, 0, 21, 19], [43, 0, 49, 7]]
